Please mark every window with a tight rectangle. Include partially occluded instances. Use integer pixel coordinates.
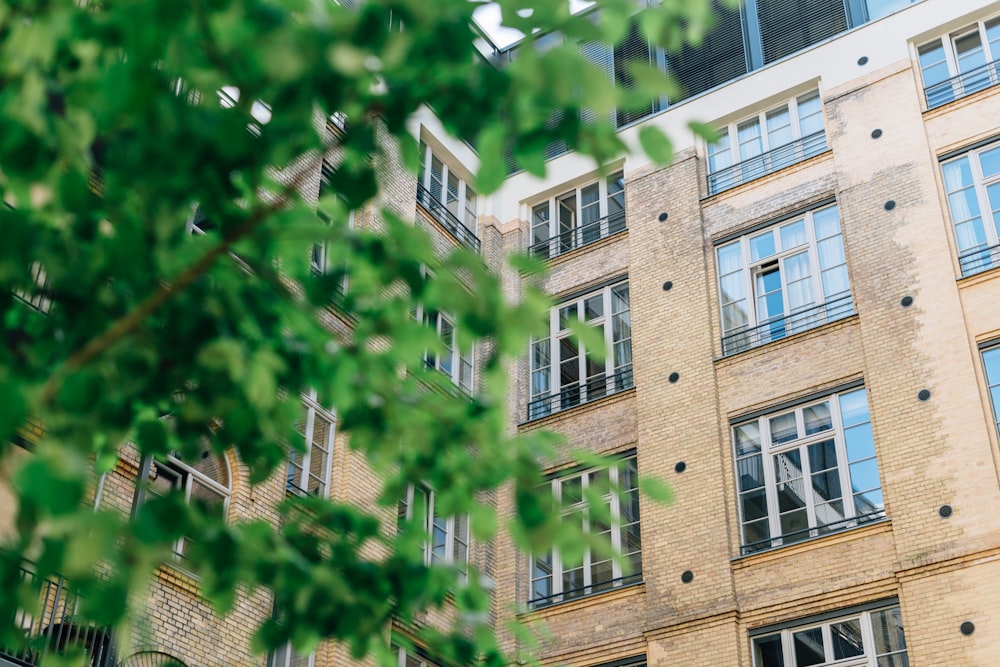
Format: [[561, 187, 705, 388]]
[[145, 447, 231, 559], [982, 344, 1000, 439], [395, 647, 441, 667], [416, 142, 479, 250], [413, 303, 474, 393], [528, 280, 632, 420], [287, 390, 335, 497], [755, 0, 847, 65], [313, 164, 355, 294], [397, 485, 470, 581], [530, 452, 641, 609], [707, 92, 827, 194], [752, 603, 908, 667], [940, 140, 1000, 277], [716, 203, 852, 355], [733, 386, 885, 555], [12, 261, 51, 313], [529, 171, 626, 258], [267, 645, 314, 667], [919, 17, 1000, 109]]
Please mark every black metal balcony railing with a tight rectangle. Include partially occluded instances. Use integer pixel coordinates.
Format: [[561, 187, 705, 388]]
[[3, 563, 116, 667], [529, 210, 627, 259], [959, 242, 1000, 278], [707, 131, 828, 195], [415, 183, 481, 252], [740, 510, 887, 556], [527, 572, 643, 610], [925, 58, 1000, 110], [721, 293, 854, 356], [527, 365, 634, 421]]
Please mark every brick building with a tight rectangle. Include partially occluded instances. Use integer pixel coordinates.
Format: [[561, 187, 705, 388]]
[[5, 0, 1000, 665]]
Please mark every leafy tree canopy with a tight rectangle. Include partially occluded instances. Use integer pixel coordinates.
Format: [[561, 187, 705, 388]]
[[0, 0, 719, 664]]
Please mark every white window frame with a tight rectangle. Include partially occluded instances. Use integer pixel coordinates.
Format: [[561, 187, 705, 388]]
[[398, 484, 470, 581], [311, 208, 355, 278], [148, 452, 232, 559], [752, 605, 908, 667], [395, 646, 442, 667], [982, 343, 1000, 440], [287, 390, 336, 498], [733, 387, 885, 555], [529, 452, 641, 609], [418, 142, 478, 236], [918, 16, 1000, 108], [940, 140, 1000, 277], [707, 91, 826, 193], [412, 303, 474, 394], [528, 280, 632, 420], [716, 203, 852, 355], [529, 171, 626, 259], [268, 643, 315, 667]]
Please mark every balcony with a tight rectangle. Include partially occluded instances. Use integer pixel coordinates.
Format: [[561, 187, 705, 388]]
[[925, 59, 1000, 110], [2, 563, 116, 667], [527, 365, 633, 421], [959, 243, 1000, 278], [527, 572, 642, 610], [529, 211, 627, 259], [415, 182, 481, 252], [721, 293, 854, 356], [707, 131, 828, 196]]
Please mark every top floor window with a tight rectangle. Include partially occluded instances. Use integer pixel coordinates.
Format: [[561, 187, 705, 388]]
[[716, 203, 853, 356], [528, 280, 632, 421], [919, 17, 1000, 109], [529, 171, 626, 259], [416, 142, 479, 251], [941, 140, 1000, 277], [707, 92, 827, 195]]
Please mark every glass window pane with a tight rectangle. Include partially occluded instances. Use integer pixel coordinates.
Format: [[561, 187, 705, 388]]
[[741, 488, 768, 520], [793, 627, 826, 666], [803, 402, 832, 434], [980, 146, 1000, 179], [750, 231, 777, 261], [584, 295, 604, 320], [831, 619, 864, 659], [849, 458, 881, 493], [872, 607, 908, 655], [754, 635, 784, 667], [844, 423, 876, 462], [839, 389, 870, 427], [735, 423, 762, 455], [984, 348, 1000, 383], [737, 455, 765, 492], [854, 488, 885, 514], [769, 412, 798, 443], [718, 242, 744, 274], [780, 220, 807, 249]]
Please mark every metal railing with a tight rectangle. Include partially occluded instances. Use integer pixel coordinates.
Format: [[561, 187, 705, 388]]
[[959, 242, 1000, 278], [2, 563, 116, 666], [740, 510, 886, 556], [528, 573, 642, 610], [415, 183, 481, 252], [527, 365, 634, 421], [707, 131, 828, 195], [721, 293, 854, 356], [925, 58, 1000, 110], [529, 211, 627, 259], [11, 263, 50, 313]]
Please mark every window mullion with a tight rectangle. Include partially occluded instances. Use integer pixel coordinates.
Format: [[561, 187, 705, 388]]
[[970, 153, 999, 247], [788, 97, 803, 141], [761, 421, 782, 545], [301, 403, 316, 490], [741, 239, 757, 328], [604, 288, 614, 377]]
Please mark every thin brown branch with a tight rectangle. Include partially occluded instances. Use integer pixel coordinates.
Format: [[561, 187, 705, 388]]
[[40, 159, 321, 406]]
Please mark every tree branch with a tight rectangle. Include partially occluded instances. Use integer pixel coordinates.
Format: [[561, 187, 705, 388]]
[[40, 158, 321, 406]]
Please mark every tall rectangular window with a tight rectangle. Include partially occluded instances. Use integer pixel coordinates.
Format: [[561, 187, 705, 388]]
[[756, 0, 848, 65], [398, 485, 470, 581], [287, 390, 336, 497], [530, 171, 626, 259], [707, 92, 827, 194], [416, 141, 479, 250], [734, 386, 885, 555], [530, 452, 641, 608], [753, 603, 908, 667], [941, 140, 1000, 277], [919, 17, 1000, 108], [716, 204, 852, 355], [982, 344, 1000, 439], [529, 280, 632, 420], [413, 303, 474, 393]]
